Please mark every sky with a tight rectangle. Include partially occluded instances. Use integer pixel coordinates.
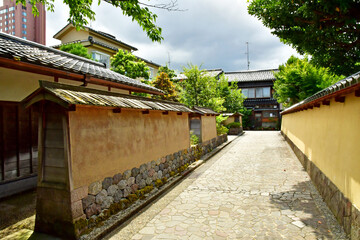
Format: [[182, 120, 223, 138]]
[[46, 0, 300, 73]]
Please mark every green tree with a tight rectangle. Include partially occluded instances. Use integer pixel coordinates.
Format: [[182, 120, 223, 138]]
[[151, 72, 178, 101], [248, 0, 360, 75], [157, 65, 177, 79], [273, 56, 343, 107], [179, 64, 221, 111], [111, 49, 150, 80], [59, 43, 93, 59], [216, 74, 245, 113], [17, 0, 163, 42]]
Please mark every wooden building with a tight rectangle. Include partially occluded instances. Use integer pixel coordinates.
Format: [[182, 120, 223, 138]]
[[225, 69, 281, 129]]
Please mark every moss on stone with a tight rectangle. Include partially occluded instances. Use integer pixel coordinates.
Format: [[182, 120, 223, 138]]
[[155, 179, 163, 188], [170, 171, 175, 177], [144, 185, 153, 193], [120, 199, 130, 208], [74, 218, 88, 233], [161, 177, 167, 184], [127, 194, 138, 203]]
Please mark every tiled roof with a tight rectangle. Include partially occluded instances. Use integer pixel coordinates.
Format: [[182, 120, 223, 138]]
[[51, 39, 119, 52], [174, 69, 224, 81], [225, 69, 278, 82], [281, 71, 360, 114], [53, 23, 138, 51], [24, 81, 192, 112], [0, 33, 163, 94], [192, 106, 219, 115]]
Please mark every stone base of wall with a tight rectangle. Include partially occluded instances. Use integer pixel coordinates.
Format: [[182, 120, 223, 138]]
[[74, 134, 228, 238], [282, 131, 360, 239], [228, 127, 243, 135]]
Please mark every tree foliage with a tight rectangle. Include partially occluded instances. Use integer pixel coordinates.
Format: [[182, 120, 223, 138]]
[[59, 43, 93, 59], [179, 64, 245, 113], [273, 56, 343, 107], [248, 0, 360, 75], [17, 0, 163, 42], [151, 72, 178, 101], [110, 49, 150, 80], [157, 65, 177, 79]]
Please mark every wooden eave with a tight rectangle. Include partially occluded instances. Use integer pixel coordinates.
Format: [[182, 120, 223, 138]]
[[281, 83, 360, 115], [0, 56, 163, 95]]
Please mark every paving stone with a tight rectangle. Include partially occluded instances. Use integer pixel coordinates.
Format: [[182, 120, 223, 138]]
[[105, 132, 347, 240]]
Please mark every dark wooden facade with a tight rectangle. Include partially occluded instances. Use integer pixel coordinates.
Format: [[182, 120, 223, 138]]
[[0, 101, 39, 182]]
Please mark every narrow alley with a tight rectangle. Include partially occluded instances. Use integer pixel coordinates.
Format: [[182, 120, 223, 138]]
[[105, 131, 347, 240]]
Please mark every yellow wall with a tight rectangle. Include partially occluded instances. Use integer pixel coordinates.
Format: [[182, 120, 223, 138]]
[[281, 93, 360, 207], [201, 115, 217, 142], [0, 67, 53, 101], [60, 28, 89, 44], [68, 108, 190, 188], [0, 67, 130, 102]]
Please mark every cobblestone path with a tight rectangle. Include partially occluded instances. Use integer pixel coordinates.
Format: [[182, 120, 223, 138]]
[[105, 131, 347, 240]]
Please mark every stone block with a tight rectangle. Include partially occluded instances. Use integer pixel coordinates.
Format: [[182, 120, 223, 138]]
[[131, 184, 139, 193], [107, 185, 118, 197], [123, 170, 131, 180], [95, 189, 107, 204], [135, 174, 143, 184], [117, 180, 127, 190], [82, 195, 95, 210], [131, 167, 140, 177], [148, 168, 155, 177], [85, 203, 101, 218], [139, 164, 147, 173], [102, 177, 113, 190], [139, 179, 146, 189], [112, 173, 123, 184], [101, 196, 114, 209], [70, 186, 88, 203], [88, 181, 102, 195], [113, 190, 123, 203], [123, 187, 131, 198], [127, 176, 135, 186], [71, 200, 84, 219], [146, 177, 152, 185]]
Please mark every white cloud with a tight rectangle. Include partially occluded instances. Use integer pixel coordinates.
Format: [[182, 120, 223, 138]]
[[46, 0, 301, 72]]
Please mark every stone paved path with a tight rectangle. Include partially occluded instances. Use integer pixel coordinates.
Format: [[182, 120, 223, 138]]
[[105, 131, 347, 240]]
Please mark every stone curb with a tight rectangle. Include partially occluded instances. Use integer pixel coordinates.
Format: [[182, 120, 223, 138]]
[[84, 133, 243, 240]]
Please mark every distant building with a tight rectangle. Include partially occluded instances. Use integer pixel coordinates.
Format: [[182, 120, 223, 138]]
[[225, 69, 281, 129], [52, 23, 160, 78], [0, 0, 45, 44]]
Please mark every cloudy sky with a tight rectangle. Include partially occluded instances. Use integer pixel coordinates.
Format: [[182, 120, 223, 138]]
[[46, 0, 300, 73]]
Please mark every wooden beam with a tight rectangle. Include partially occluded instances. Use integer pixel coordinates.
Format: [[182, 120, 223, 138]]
[[0, 105, 4, 180], [314, 103, 320, 108], [162, 111, 169, 115], [68, 105, 76, 111], [142, 110, 150, 114], [29, 108, 33, 174], [177, 112, 183, 115], [308, 106, 313, 109], [335, 96, 345, 103], [54, 76, 59, 82], [16, 106, 20, 177], [322, 100, 330, 106], [355, 89, 360, 97], [113, 108, 121, 113]]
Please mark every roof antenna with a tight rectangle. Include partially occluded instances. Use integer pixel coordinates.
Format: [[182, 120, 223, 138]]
[[245, 42, 250, 70], [167, 51, 171, 68]]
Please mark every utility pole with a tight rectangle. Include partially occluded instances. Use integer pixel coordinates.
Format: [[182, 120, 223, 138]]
[[245, 42, 250, 70]]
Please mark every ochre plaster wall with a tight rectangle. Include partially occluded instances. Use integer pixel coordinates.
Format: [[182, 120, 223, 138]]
[[68, 108, 190, 188], [281, 93, 360, 207], [201, 115, 217, 143]]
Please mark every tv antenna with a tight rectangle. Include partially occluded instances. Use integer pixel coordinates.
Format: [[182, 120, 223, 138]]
[[245, 42, 250, 70]]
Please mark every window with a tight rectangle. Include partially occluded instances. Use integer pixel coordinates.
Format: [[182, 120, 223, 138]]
[[5, 27, 8, 31], [9, 7, 15, 11], [22, 18, 26, 22], [5, 15, 8, 19], [92, 51, 110, 68], [22, 30, 26, 34], [11, 31, 14, 35], [22, 24, 26, 28], [12, 19, 15, 23], [22, 6, 27, 10], [12, 25, 15, 29], [11, 13, 14, 17], [242, 87, 270, 98], [5, 21, 8, 25], [0, 16, 2, 20], [148, 67, 154, 79], [0, 23, 2, 26], [22, 12, 27, 16], [22, 36, 27, 40]]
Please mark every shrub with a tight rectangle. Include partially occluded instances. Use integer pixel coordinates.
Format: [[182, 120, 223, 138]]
[[190, 133, 199, 145], [226, 122, 241, 129]]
